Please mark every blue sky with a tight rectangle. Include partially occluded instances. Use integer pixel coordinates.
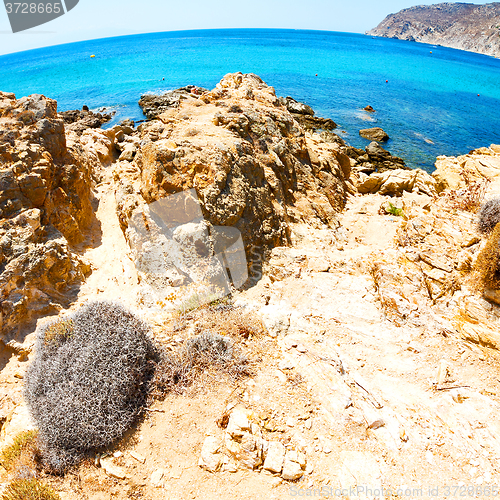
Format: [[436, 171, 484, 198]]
[[0, 0, 494, 56]]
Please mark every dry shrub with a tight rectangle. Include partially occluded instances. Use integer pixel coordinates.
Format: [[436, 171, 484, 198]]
[[477, 197, 500, 235], [1, 479, 60, 500], [0, 431, 38, 472], [473, 223, 500, 291], [150, 331, 253, 400], [24, 301, 158, 473], [443, 168, 490, 213]]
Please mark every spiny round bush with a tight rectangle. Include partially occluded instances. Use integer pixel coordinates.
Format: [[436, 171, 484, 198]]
[[24, 301, 157, 473], [477, 197, 500, 235]]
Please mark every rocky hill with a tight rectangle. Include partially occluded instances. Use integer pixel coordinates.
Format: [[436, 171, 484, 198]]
[[3, 74, 500, 498], [368, 2, 500, 58]]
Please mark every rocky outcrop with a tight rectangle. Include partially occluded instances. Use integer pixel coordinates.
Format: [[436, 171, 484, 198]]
[[139, 86, 209, 120], [59, 107, 112, 135], [368, 2, 500, 58], [433, 144, 500, 192], [115, 73, 355, 275], [0, 92, 98, 340], [355, 167, 438, 196], [344, 141, 408, 174]]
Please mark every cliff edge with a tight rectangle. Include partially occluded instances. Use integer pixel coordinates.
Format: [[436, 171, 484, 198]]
[[368, 2, 500, 58]]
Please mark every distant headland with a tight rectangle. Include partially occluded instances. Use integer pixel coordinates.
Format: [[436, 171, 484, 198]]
[[368, 2, 500, 58]]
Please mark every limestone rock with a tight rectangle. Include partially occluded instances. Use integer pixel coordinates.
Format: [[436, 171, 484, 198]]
[[226, 408, 252, 439], [116, 73, 352, 288], [356, 168, 437, 197], [281, 450, 306, 480], [359, 127, 389, 142], [199, 436, 223, 472], [0, 93, 97, 340], [433, 146, 500, 193], [100, 457, 126, 480], [263, 441, 286, 473]]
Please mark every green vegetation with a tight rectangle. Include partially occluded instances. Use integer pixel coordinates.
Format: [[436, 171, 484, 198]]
[[386, 202, 404, 217], [1, 479, 60, 500]]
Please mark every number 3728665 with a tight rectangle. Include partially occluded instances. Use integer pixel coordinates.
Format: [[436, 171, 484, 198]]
[[5, 3, 62, 14]]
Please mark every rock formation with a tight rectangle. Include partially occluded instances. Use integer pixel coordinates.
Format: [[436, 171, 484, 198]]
[[4, 74, 500, 499], [0, 92, 110, 340], [116, 73, 355, 271], [368, 2, 500, 58]]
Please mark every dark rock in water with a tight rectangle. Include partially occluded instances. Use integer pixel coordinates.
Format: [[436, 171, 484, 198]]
[[279, 96, 315, 116], [364, 105, 375, 112], [277, 96, 336, 130], [359, 127, 389, 142], [139, 86, 209, 120], [292, 114, 337, 131], [364, 141, 408, 172], [59, 108, 112, 134], [341, 142, 408, 174]]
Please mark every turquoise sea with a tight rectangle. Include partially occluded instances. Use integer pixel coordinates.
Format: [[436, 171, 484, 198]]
[[1, 28, 500, 171]]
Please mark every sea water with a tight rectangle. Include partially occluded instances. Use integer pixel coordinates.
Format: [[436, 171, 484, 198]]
[[1, 28, 500, 171]]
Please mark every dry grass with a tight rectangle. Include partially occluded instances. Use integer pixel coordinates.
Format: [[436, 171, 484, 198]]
[[151, 305, 264, 399], [0, 479, 60, 500], [0, 430, 38, 472], [443, 168, 490, 213], [473, 223, 500, 292], [187, 304, 267, 340], [150, 330, 253, 400]]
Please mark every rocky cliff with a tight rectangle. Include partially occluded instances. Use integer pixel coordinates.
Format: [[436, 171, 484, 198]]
[[368, 2, 500, 58], [3, 74, 500, 499]]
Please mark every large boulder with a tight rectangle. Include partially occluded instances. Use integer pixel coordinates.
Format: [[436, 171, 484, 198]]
[[356, 168, 437, 196], [0, 92, 95, 340], [116, 73, 354, 284], [359, 127, 389, 142]]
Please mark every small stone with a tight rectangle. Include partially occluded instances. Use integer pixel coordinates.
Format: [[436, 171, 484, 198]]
[[263, 441, 286, 473], [296, 344, 307, 353], [304, 419, 312, 430], [129, 451, 146, 464], [437, 359, 450, 386], [282, 452, 305, 481], [368, 419, 385, 430], [150, 468, 164, 487], [113, 451, 123, 458], [271, 477, 283, 488], [226, 409, 252, 439], [198, 436, 223, 472], [100, 457, 126, 480]]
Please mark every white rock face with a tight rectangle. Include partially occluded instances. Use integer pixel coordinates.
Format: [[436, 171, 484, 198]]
[[263, 441, 286, 473], [198, 436, 223, 472]]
